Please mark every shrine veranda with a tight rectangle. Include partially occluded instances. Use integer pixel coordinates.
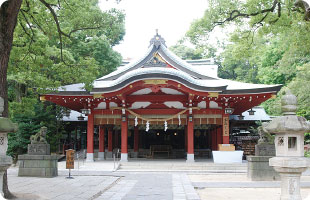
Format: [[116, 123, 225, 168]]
[[41, 33, 281, 162]]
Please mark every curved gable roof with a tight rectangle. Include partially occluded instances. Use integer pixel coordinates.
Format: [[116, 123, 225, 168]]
[[93, 68, 227, 93], [96, 33, 217, 81]]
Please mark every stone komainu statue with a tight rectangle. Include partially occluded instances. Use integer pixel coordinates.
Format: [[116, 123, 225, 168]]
[[30, 126, 48, 144], [257, 122, 273, 144]]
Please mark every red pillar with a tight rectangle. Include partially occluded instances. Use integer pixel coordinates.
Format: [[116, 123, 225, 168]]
[[187, 117, 194, 154], [87, 113, 94, 161], [186, 115, 194, 162], [121, 116, 128, 154], [222, 114, 230, 144], [134, 126, 139, 152], [99, 126, 105, 153], [108, 126, 113, 152]]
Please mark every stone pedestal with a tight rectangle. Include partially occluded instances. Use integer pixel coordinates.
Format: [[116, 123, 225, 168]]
[[270, 157, 309, 200], [28, 144, 50, 155], [106, 151, 113, 159], [120, 153, 128, 162], [18, 155, 58, 177], [247, 156, 279, 181], [86, 153, 94, 162], [186, 153, 195, 163], [18, 127, 58, 178], [255, 143, 275, 156], [98, 152, 105, 161]]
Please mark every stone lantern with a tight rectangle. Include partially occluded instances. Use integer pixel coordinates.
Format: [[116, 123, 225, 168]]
[[0, 97, 18, 197], [266, 90, 310, 200]]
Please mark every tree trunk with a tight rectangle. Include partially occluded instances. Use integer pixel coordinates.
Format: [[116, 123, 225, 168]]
[[0, 0, 22, 118], [0, 1, 22, 199]]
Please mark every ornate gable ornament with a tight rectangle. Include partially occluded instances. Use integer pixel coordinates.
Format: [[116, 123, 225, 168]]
[[149, 30, 166, 48], [144, 52, 167, 67]]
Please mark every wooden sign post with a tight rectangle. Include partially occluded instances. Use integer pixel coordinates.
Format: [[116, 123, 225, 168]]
[[65, 149, 75, 179]]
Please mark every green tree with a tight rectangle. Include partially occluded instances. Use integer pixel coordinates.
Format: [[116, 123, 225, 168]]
[[8, 99, 63, 163], [7, 0, 125, 100], [1, 0, 125, 116], [0, 1, 124, 197], [185, 0, 310, 118], [169, 44, 203, 60]]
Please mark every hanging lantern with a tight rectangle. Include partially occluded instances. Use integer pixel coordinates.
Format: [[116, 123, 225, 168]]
[[164, 121, 168, 131], [146, 121, 150, 132], [77, 114, 85, 121], [134, 116, 138, 126], [238, 115, 244, 120], [224, 107, 234, 114], [122, 115, 126, 122], [178, 114, 181, 125], [81, 108, 91, 115], [248, 108, 256, 116]]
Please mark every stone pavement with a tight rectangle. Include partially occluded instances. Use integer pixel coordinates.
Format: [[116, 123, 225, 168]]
[[5, 160, 310, 200], [9, 173, 120, 200], [189, 173, 310, 200], [6, 161, 200, 200]]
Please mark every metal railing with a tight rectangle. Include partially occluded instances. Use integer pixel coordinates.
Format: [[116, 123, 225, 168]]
[[76, 149, 86, 170]]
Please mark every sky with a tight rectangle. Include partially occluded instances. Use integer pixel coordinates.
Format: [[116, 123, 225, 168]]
[[99, 0, 207, 59]]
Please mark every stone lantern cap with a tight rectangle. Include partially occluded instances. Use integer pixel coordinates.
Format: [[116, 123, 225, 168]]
[[0, 97, 18, 133], [265, 90, 310, 134]]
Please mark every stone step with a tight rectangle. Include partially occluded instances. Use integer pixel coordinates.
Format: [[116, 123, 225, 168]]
[[118, 162, 247, 172]]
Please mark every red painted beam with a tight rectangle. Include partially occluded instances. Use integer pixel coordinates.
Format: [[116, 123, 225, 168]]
[[93, 108, 222, 115]]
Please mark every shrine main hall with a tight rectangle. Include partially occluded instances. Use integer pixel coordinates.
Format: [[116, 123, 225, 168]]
[[41, 34, 281, 162]]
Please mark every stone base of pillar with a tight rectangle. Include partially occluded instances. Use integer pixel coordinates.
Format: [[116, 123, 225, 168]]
[[106, 151, 113, 158], [0, 156, 12, 198], [98, 152, 105, 161], [270, 157, 309, 200], [132, 152, 138, 158], [86, 153, 94, 162], [278, 172, 303, 200], [186, 153, 195, 162], [120, 153, 128, 162]]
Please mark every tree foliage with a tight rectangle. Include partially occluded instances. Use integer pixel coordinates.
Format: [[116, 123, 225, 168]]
[[1, 0, 125, 196], [6, 0, 126, 155], [169, 44, 203, 60], [185, 0, 310, 118], [8, 0, 125, 98], [8, 99, 64, 163]]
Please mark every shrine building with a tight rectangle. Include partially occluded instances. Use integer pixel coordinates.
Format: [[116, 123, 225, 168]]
[[41, 33, 281, 162]]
